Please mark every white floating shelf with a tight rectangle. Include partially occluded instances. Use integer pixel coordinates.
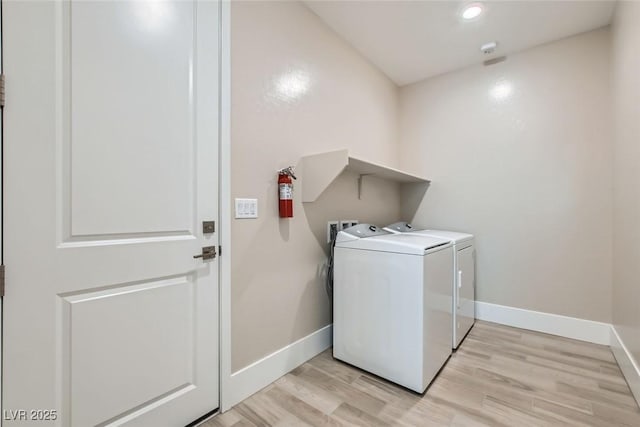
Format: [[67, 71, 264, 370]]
[[300, 149, 430, 202]]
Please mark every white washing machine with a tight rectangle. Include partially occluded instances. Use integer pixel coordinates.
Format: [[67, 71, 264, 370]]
[[385, 222, 475, 350], [333, 224, 453, 393]]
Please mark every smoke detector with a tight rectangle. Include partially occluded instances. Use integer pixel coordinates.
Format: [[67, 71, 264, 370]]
[[480, 41, 498, 54]]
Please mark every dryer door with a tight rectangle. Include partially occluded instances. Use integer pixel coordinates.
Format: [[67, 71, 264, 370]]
[[455, 246, 476, 348]]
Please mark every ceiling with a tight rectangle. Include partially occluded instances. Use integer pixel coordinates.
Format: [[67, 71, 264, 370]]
[[304, 1, 616, 86]]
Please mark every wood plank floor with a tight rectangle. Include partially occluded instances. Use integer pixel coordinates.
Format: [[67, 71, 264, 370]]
[[205, 321, 640, 426]]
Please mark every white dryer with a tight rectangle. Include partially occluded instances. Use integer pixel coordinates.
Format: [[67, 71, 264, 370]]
[[333, 224, 453, 393], [385, 222, 475, 349]]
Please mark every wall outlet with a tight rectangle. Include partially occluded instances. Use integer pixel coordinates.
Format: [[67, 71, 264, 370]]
[[235, 198, 258, 219], [327, 221, 339, 243]]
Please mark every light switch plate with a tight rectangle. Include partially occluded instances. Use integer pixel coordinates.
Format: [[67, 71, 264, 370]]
[[235, 198, 258, 219]]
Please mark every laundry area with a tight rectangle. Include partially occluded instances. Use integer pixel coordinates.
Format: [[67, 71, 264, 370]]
[[221, 0, 640, 425]]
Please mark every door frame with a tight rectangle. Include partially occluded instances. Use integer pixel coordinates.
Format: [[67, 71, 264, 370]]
[[219, 0, 234, 415], [0, 0, 233, 422], [0, 0, 4, 422]]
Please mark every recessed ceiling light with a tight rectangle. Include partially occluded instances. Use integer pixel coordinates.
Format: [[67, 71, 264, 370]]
[[461, 3, 484, 20]]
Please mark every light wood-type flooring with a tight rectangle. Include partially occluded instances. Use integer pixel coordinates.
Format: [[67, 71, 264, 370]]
[[205, 321, 640, 426]]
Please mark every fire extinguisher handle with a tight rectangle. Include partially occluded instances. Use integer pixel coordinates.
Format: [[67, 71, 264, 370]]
[[278, 166, 297, 180]]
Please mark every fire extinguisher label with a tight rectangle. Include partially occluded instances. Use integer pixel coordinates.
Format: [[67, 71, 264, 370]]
[[279, 184, 293, 200]]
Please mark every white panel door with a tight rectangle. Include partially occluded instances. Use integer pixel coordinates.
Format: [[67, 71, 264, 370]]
[[455, 246, 476, 348], [3, 1, 220, 426]]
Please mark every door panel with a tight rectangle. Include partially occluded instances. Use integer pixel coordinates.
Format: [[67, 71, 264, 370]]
[[3, 1, 220, 425], [67, 277, 194, 426], [69, 1, 195, 237], [456, 246, 475, 347]]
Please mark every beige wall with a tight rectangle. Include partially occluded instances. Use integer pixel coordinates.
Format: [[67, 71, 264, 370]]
[[230, 1, 401, 371], [230, 2, 620, 373], [399, 29, 613, 322], [611, 2, 640, 370]]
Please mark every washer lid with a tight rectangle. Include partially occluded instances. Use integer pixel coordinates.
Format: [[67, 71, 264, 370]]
[[335, 232, 451, 255], [412, 229, 474, 244]]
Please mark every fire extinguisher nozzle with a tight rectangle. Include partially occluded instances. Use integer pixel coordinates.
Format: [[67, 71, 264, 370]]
[[278, 166, 297, 180]]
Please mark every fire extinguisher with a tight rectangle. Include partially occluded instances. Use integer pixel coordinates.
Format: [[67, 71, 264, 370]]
[[278, 166, 296, 218]]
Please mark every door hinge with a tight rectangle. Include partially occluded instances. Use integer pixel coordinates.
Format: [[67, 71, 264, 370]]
[[0, 265, 5, 297], [218, 246, 222, 257], [0, 74, 5, 108]]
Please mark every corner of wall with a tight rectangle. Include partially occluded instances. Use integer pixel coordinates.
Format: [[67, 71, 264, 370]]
[[225, 325, 332, 411], [610, 325, 640, 406]]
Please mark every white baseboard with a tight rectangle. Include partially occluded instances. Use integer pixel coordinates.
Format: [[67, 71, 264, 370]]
[[610, 326, 640, 406], [225, 324, 333, 410], [475, 301, 611, 345]]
